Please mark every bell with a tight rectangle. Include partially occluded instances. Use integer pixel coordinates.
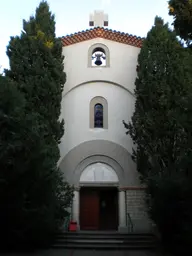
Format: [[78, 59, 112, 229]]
[[95, 56, 102, 66]]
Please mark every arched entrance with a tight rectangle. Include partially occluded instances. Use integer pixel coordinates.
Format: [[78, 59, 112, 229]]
[[79, 163, 119, 230]]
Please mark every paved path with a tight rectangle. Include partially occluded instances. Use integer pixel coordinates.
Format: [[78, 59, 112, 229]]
[[3, 249, 164, 256], [38, 249, 162, 256]]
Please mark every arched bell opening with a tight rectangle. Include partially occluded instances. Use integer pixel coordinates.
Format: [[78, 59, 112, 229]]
[[88, 43, 110, 67], [91, 47, 106, 67]]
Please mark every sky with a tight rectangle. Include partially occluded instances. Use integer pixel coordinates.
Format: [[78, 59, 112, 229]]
[[0, 0, 173, 71]]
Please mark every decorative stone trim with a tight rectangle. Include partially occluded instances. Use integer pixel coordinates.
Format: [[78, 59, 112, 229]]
[[80, 182, 119, 187], [120, 186, 147, 191]]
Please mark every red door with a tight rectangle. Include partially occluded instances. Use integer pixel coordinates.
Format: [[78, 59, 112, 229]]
[[80, 189, 99, 230]]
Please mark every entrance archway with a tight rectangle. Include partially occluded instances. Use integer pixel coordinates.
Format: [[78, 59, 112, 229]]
[[79, 163, 119, 230]]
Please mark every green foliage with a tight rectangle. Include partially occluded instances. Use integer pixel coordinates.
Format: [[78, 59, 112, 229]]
[[23, 0, 56, 39], [0, 75, 73, 249], [124, 16, 192, 178], [5, 0, 66, 143], [168, 0, 192, 46], [1, 1, 73, 250], [146, 173, 192, 252], [123, 16, 192, 251]]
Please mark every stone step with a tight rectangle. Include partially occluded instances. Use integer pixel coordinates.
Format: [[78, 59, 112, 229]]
[[52, 232, 157, 250], [55, 234, 155, 240], [52, 243, 156, 250], [55, 231, 154, 236], [54, 239, 155, 246], [57, 231, 154, 235]]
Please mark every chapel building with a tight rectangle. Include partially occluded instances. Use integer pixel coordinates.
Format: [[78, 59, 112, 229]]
[[58, 10, 151, 232]]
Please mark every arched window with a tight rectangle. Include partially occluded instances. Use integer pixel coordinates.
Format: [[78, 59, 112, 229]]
[[94, 103, 103, 128], [90, 97, 108, 129], [88, 43, 110, 67]]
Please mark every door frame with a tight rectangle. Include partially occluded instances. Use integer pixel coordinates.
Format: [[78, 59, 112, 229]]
[[79, 185, 119, 231]]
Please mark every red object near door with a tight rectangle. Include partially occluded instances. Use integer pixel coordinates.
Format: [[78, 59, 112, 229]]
[[80, 189, 99, 230], [69, 221, 77, 231]]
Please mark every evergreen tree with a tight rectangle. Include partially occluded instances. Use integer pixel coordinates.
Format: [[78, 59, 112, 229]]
[[2, 1, 73, 249], [124, 16, 192, 178], [0, 75, 44, 247], [168, 0, 192, 46], [123, 17, 192, 250], [0, 77, 73, 249], [5, 0, 65, 143]]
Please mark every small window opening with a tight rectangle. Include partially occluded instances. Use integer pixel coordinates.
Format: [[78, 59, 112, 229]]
[[94, 104, 103, 128], [89, 21, 94, 26], [92, 47, 106, 67], [104, 21, 108, 26]]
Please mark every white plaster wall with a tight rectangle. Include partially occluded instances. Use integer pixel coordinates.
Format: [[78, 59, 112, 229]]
[[59, 81, 135, 162], [62, 38, 140, 95]]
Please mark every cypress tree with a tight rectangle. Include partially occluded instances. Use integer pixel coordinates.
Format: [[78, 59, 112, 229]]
[[123, 17, 192, 250], [124, 16, 192, 178], [0, 75, 46, 248], [2, 1, 73, 248], [6, 0, 65, 143], [168, 0, 192, 46]]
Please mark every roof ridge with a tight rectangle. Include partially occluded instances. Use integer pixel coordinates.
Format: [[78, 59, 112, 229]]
[[61, 27, 144, 48], [62, 27, 144, 40]]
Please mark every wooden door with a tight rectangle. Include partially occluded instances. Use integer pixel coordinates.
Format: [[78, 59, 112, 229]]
[[100, 189, 118, 230], [80, 189, 99, 230]]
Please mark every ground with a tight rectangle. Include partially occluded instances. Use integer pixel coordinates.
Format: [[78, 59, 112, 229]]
[[1, 249, 167, 256]]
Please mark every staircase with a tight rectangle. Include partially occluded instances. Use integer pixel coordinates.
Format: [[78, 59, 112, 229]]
[[52, 231, 158, 250]]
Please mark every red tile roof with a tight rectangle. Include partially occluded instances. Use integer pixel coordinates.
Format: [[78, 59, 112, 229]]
[[61, 27, 144, 48]]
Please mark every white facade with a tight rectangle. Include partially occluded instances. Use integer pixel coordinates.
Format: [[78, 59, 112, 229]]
[[59, 81, 135, 162], [62, 38, 139, 96], [59, 39, 140, 163], [59, 14, 152, 232]]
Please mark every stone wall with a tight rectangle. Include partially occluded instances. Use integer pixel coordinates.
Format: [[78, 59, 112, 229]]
[[126, 189, 153, 232]]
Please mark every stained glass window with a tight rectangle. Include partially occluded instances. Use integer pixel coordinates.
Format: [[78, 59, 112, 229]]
[[94, 103, 103, 128]]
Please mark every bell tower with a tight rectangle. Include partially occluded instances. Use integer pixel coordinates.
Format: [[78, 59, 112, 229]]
[[89, 10, 108, 27]]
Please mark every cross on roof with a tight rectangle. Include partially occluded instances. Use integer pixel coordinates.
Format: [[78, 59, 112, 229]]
[[89, 10, 108, 27]]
